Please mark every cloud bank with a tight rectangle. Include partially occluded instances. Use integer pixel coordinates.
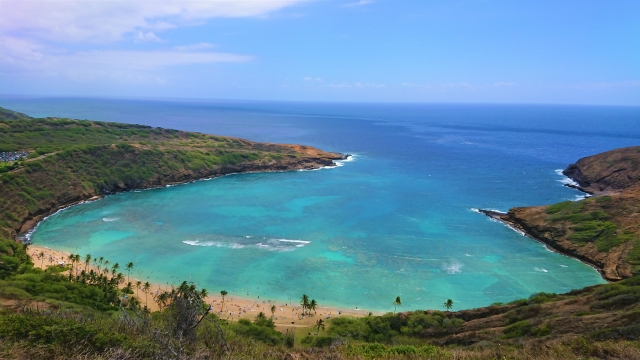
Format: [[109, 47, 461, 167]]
[[0, 0, 305, 81]]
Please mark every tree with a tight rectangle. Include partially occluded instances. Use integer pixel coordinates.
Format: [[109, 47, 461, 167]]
[[151, 281, 227, 357], [301, 294, 310, 315], [315, 318, 325, 333], [309, 299, 318, 314], [270, 305, 276, 319], [67, 253, 75, 278], [444, 299, 453, 311], [125, 262, 134, 283], [142, 281, 151, 308], [84, 253, 91, 273], [220, 290, 228, 311], [393, 296, 402, 313], [74, 254, 81, 277], [37, 251, 45, 267]]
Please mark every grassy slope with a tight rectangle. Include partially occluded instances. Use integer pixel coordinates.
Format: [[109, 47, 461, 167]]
[[0, 107, 342, 238], [498, 148, 640, 281]]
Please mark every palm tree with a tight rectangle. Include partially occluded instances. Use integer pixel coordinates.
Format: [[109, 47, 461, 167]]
[[84, 254, 91, 273], [393, 296, 402, 313], [74, 254, 81, 277], [301, 294, 310, 315], [256, 312, 267, 322], [142, 281, 151, 308], [67, 253, 75, 277], [200, 288, 208, 299], [112, 262, 120, 274], [125, 262, 134, 283], [315, 319, 325, 333], [37, 251, 45, 267], [270, 305, 276, 319], [309, 299, 318, 314], [444, 299, 453, 311], [220, 290, 228, 311]]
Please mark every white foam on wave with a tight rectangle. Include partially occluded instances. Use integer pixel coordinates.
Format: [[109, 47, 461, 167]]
[[555, 169, 579, 187], [102, 217, 119, 222], [18, 198, 101, 243], [333, 154, 356, 167], [534, 267, 548, 273], [182, 240, 225, 247], [182, 237, 310, 252], [298, 154, 357, 171], [277, 239, 311, 247], [442, 259, 464, 274], [559, 265, 568, 268]]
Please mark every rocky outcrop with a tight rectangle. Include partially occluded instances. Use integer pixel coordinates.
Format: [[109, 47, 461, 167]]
[[479, 146, 640, 282], [563, 146, 640, 195]]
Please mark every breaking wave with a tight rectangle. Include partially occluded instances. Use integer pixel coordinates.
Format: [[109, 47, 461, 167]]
[[442, 259, 463, 274], [182, 236, 311, 252]]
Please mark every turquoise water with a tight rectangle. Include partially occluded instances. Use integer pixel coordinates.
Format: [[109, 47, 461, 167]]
[[4, 97, 639, 312]]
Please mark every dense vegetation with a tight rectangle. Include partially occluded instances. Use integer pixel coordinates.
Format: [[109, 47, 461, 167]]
[[0, 107, 339, 238], [544, 195, 640, 274]]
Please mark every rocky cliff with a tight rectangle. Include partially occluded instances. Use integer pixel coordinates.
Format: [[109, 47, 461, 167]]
[[481, 147, 640, 281]]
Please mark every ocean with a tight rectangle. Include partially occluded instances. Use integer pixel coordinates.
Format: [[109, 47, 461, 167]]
[[2, 96, 639, 312]]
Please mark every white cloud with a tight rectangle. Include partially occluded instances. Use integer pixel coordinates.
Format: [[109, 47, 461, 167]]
[[303, 76, 323, 82], [325, 82, 385, 88], [173, 43, 217, 51], [135, 31, 162, 43], [0, 36, 251, 80], [402, 81, 516, 90], [0, 0, 309, 43], [342, 0, 373, 8], [569, 80, 640, 90]]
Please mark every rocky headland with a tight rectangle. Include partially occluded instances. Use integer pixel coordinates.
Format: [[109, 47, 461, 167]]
[[481, 147, 640, 281]]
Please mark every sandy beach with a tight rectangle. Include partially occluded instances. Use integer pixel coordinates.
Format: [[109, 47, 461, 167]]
[[27, 245, 382, 331]]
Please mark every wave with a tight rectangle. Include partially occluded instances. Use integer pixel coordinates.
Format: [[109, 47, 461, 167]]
[[534, 267, 548, 273], [277, 239, 311, 247], [102, 217, 119, 222], [442, 259, 463, 274], [333, 154, 356, 167], [182, 236, 311, 252], [555, 169, 579, 187], [17, 198, 102, 243], [297, 154, 357, 172], [559, 265, 568, 268]]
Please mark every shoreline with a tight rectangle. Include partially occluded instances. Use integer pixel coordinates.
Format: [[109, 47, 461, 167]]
[[476, 209, 609, 282], [15, 154, 349, 241], [26, 244, 382, 331]]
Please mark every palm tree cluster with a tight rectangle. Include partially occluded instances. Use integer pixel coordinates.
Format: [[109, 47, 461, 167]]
[[62, 253, 145, 309], [299, 294, 318, 318]]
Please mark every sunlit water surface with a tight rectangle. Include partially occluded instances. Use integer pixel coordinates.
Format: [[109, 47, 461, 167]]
[[4, 97, 639, 311]]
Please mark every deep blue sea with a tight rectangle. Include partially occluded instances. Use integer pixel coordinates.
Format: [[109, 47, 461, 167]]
[[2, 96, 639, 312]]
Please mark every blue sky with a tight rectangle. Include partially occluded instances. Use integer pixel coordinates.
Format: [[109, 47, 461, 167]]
[[1, 0, 639, 105]]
